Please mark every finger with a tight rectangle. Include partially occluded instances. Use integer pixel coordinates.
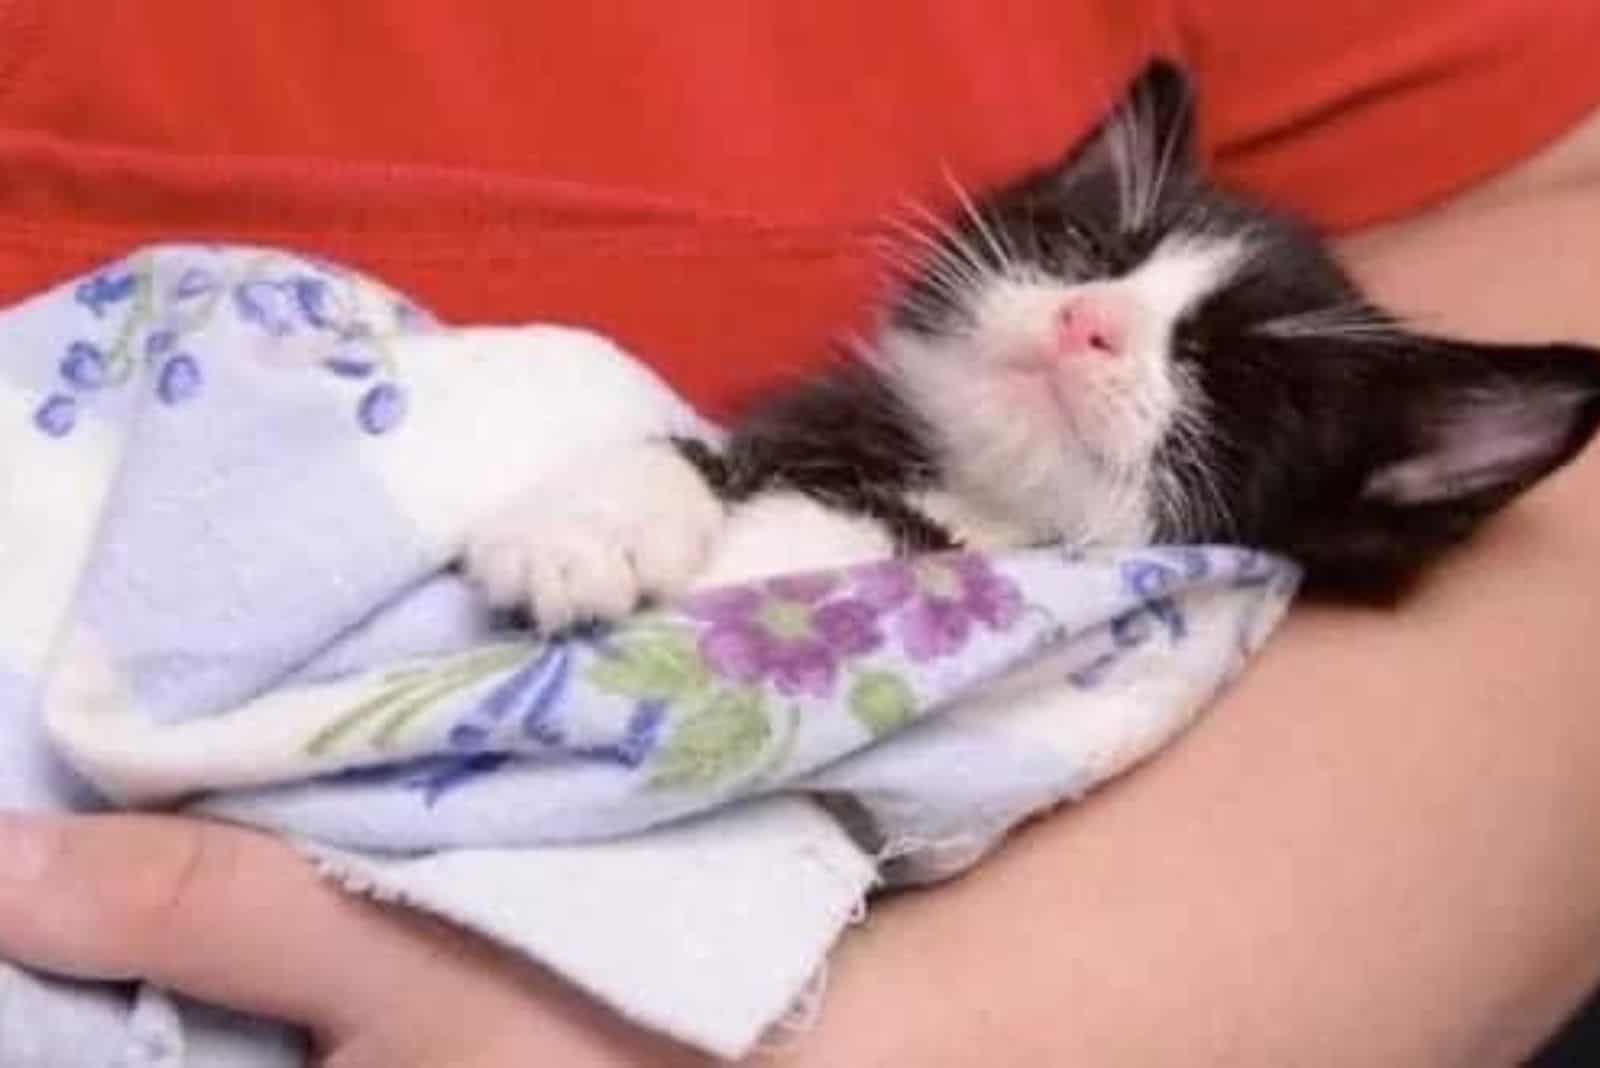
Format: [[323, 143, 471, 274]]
[[0, 811, 442, 1036]]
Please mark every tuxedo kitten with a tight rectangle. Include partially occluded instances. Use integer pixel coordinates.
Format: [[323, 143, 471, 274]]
[[466, 59, 1600, 628]]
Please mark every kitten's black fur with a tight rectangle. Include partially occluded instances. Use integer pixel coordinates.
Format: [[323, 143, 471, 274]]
[[683, 59, 1600, 599], [673, 364, 957, 553]]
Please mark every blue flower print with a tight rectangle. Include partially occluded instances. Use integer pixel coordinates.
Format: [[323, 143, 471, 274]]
[[292, 276, 338, 330], [357, 383, 407, 435], [423, 639, 667, 791], [446, 644, 574, 750], [59, 342, 108, 389], [145, 328, 178, 358], [37, 254, 418, 440], [1118, 558, 1187, 641], [33, 395, 77, 437], [601, 700, 668, 768], [393, 300, 432, 333], [1168, 547, 1212, 581], [172, 267, 220, 302], [234, 280, 298, 337], [75, 272, 138, 317], [322, 351, 377, 379], [325, 753, 515, 808], [1067, 554, 1196, 689], [1230, 550, 1281, 588], [234, 274, 355, 338], [411, 752, 514, 806], [156, 355, 203, 405], [233, 275, 409, 433]]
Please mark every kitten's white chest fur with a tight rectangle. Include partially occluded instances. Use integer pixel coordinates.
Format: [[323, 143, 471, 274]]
[[700, 492, 894, 587], [703, 489, 1040, 587]]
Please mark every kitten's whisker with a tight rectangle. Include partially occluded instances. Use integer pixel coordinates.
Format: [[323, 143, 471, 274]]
[[866, 236, 928, 274], [877, 213, 988, 295], [1163, 417, 1231, 542], [870, 246, 971, 304], [907, 256, 981, 302], [1253, 303, 1404, 341], [939, 165, 1015, 275], [881, 201, 951, 249], [893, 197, 970, 251], [879, 213, 957, 266], [1251, 299, 1404, 337], [891, 199, 993, 282]]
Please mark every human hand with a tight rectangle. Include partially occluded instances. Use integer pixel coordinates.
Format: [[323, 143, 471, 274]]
[[0, 812, 707, 1067]]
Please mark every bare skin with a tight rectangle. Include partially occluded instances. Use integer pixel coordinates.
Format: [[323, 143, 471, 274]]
[[2, 110, 1599, 1067]]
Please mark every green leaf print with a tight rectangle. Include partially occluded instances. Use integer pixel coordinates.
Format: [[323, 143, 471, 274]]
[[588, 625, 708, 702], [304, 686, 413, 759], [305, 643, 528, 758], [848, 670, 916, 737], [648, 687, 771, 791]]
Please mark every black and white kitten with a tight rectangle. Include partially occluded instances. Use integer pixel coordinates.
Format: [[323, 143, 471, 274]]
[[466, 60, 1600, 627]]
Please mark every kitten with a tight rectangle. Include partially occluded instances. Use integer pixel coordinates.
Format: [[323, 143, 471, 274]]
[[466, 59, 1600, 629]]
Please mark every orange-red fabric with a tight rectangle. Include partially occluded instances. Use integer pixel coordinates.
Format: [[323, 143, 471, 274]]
[[1187, 0, 1600, 229], [0, 3, 1596, 413]]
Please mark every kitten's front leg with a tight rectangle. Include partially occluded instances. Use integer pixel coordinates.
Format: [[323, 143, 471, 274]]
[[463, 439, 724, 631]]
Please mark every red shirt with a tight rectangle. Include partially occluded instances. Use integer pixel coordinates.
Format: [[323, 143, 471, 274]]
[[1, 2, 1596, 412]]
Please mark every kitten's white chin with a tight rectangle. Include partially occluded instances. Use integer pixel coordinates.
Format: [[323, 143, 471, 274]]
[[877, 326, 1156, 548], [874, 234, 1253, 548]]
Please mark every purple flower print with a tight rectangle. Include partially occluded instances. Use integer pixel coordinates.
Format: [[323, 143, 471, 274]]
[[685, 573, 884, 698], [855, 553, 1024, 661]]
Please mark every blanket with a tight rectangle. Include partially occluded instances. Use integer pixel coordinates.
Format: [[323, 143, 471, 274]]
[[0, 245, 1299, 1064]]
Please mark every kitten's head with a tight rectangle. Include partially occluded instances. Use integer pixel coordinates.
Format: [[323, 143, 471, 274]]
[[880, 59, 1600, 596]]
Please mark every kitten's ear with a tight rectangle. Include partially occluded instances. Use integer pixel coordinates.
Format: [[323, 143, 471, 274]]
[[1124, 57, 1198, 161], [1363, 343, 1600, 509], [1071, 57, 1199, 175], [1292, 342, 1600, 600]]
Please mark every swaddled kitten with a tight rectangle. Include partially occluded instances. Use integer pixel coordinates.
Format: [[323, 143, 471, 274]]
[[465, 59, 1600, 627]]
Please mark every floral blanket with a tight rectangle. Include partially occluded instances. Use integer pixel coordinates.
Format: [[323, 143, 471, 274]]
[[0, 245, 1299, 1064]]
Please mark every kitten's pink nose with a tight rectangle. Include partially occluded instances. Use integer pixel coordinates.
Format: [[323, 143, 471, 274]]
[[1055, 291, 1128, 359]]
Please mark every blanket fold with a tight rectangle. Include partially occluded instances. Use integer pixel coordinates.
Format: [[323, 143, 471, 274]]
[[0, 245, 1297, 1063]]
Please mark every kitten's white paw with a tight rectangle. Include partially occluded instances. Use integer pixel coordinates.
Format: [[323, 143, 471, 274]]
[[463, 440, 723, 631]]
